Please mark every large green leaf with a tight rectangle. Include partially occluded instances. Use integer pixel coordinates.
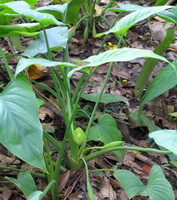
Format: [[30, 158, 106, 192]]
[[107, 3, 177, 25], [89, 114, 122, 143], [22, 27, 68, 58], [149, 130, 177, 155], [135, 27, 175, 97], [15, 57, 77, 75], [114, 165, 174, 200], [66, 0, 85, 24], [36, 3, 68, 20], [6, 172, 37, 197], [140, 59, 177, 107], [81, 93, 127, 104], [114, 169, 144, 198], [0, 75, 46, 171], [0, 1, 63, 26], [24, 0, 38, 9], [85, 48, 170, 66], [89, 114, 123, 159], [97, 6, 172, 36], [27, 191, 42, 200], [0, 23, 41, 37], [68, 48, 172, 77]]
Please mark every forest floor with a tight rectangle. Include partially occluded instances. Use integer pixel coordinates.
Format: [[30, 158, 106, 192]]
[[0, 0, 177, 199]]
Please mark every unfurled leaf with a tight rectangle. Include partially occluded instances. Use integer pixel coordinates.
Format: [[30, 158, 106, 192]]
[[114, 165, 174, 200], [81, 93, 127, 104], [97, 6, 172, 36], [149, 130, 177, 155], [22, 27, 68, 58], [6, 172, 37, 197], [15, 57, 77, 76], [140, 59, 177, 107], [0, 75, 46, 171]]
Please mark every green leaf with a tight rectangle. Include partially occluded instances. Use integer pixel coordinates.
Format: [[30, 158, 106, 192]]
[[69, 48, 172, 77], [15, 57, 77, 76], [85, 48, 170, 66], [22, 27, 68, 58], [114, 165, 174, 200], [155, 0, 169, 6], [27, 191, 42, 200], [36, 3, 68, 20], [135, 27, 175, 97], [106, 3, 144, 13], [73, 127, 85, 144], [24, 0, 38, 9], [89, 114, 123, 158], [0, 1, 63, 26], [140, 59, 177, 107], [97, 6, 172, 36], [114, 169, 144, 198], [157, 10, 177, 24], [81, 93, 127, 104], [6, 172, 37, 197], [129, 112, 160, 132], [0, 75, 46, 171], [66, 0, 85, 24], [0, 23, 41, 37], [89, 114, 122, 143], [149, 130, 177, 155]]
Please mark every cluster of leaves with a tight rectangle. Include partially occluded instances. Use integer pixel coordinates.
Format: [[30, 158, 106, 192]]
[[0, 0, 177, 199]]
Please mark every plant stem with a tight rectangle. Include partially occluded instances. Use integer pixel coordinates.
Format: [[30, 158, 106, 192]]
[[0, 47, 13, 80], [0, 166, 46, 178], [44, 131, 61, 151], [40, 180, 56, 199], [79, 62, 114, 154], [84, 146, 172, 163]]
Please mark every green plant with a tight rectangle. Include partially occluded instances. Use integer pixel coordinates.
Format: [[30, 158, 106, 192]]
[[0, 1, 177, 199]]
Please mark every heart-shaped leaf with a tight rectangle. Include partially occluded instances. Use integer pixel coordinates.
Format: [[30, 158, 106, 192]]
[[6, 172, 37, 197], [22, 27, 68, 58], [149, 130, 177, 155], [0, 75, 46, 171], [114, 165, 174, 200]]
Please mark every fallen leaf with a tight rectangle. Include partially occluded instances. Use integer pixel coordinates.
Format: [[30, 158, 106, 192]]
[[27, 64, 46, 80]]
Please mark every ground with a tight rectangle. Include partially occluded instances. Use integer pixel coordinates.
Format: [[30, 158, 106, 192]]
[[0, 0, 177, 199]]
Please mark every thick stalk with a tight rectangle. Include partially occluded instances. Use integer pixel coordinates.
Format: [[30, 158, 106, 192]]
[[0, 166, 45, 178], [84, 146, 171, 163]]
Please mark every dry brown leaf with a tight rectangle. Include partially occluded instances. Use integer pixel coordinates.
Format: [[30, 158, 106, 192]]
[[0, 187, 12, 200], [27, 64, 46, 80], [98, 176, 117, 200], [58, 170, 71, 192]]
